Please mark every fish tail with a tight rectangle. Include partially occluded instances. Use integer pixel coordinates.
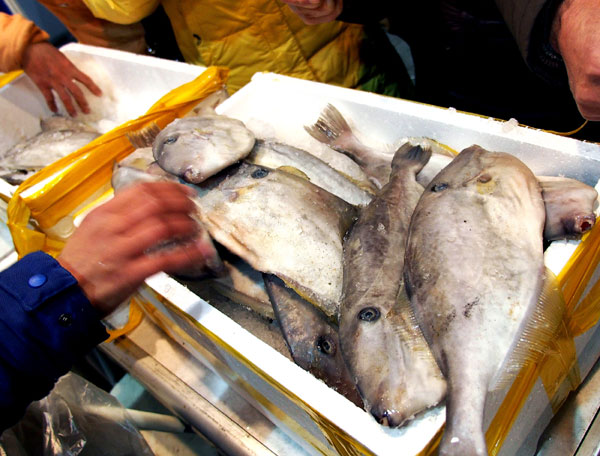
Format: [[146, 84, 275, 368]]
[[126, 122, 161, 149], [391, 143, 432, 175], [304, 104, 352, 148], [490, 267, 566, 390]]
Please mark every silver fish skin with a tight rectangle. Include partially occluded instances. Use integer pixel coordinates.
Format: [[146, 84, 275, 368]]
[[153, 115, 255, 184], [404, 145, 546, 456], [263, 274, 364, 407], [304, 103, 456, 189], [339, 143, 446, 427], [0, 128, 100, 185], [39, 115, 97, 133], [195, 162, 358, 320], [537, 175, 598, 240], [246, 139, 373, 206]]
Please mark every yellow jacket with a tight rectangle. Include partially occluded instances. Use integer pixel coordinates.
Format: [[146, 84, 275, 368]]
[[0, 13, 49, 72], [82, 0, 412, 94]]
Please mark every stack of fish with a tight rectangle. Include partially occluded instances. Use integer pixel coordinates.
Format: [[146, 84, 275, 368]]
[[113, 102, 598, 456]]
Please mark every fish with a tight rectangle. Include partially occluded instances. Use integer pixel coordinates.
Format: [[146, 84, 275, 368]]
[[304, 103, 456, 189], [152, 115, 256, 184], [537, 175, 598, 240], [0, 116, 100, 184], [263, 274, 364, 407], [404, 145, 566, 455], [339, 143, 446, 427], [207, 256, 275, 321], [246, 139, 373, 206], [111, 163, 224, 278], [194, 162, 358, 320]]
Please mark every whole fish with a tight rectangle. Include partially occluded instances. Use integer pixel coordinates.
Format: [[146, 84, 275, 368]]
[[404, 145, 565, 455], [153, 115, 256, 183], [263, 274, 364, 407], [537, 175, 598, 240], [339, 143, 446, 427], [304, 103, 455, 189], [246, 139, 373, 206], [0, 117, 100, 184], [195, 162, 358, 320]]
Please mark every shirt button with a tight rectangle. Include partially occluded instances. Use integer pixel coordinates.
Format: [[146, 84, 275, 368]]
[[28, 274, 47, 288], [58, 313, 73, 327]]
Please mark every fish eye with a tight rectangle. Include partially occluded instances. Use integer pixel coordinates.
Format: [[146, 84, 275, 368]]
[[431, 183, 448, 192], [316, 335, 336, 355], [358, 307, 380, 322], [251, 168, 269, 179], [164, 136, 178, 145]]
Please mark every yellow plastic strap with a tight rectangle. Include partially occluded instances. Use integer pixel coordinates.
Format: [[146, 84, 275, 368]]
[[0, 70, 23, 88], [104, 297, 145, 343], [7, 66, 229, 259], [543, 120, 589, 137]]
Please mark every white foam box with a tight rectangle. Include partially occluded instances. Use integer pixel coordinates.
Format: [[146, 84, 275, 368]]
[[138, 72, 600, 456], [0, 42, 206, 241]]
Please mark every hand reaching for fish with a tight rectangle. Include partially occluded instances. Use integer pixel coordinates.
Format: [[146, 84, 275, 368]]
[[281, 0, 343, 25], [57, 181, 216, 317], [21, 42, 102, 117]]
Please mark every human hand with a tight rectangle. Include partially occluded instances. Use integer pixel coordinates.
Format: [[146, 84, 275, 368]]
[[21, 41, 102, 117], [553, 0, 600, 120], [281, 0, 343, 25], [57, 182, 217, 316]]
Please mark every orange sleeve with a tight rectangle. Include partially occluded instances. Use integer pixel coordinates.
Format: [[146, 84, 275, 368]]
[[0, 13, 50, 72]]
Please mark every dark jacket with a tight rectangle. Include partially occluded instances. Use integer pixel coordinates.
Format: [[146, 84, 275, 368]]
[[0, 251, 108, 431]]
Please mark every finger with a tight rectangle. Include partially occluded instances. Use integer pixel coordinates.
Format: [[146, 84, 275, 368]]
[[39, 86, 58, 113], [115, 214, 200, 257], [73, 70, 103, 97], [127, 237, 211, 281], [65, 80, 90, 114], [54, 84, 77, 117]]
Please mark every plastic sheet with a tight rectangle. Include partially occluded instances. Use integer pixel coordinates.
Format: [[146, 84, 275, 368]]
[[0, 372, 154, 456]]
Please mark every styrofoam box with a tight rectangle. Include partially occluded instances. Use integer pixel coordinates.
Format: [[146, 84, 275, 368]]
[[140, 72, 600, 456], [0, 42, 206, 243], [0, 42, 206, 156]]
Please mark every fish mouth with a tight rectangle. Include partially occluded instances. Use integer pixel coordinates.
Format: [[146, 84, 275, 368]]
[[183, 167, 205, 184], [575, 214, 596, 233], [370, 405, 409, 428]]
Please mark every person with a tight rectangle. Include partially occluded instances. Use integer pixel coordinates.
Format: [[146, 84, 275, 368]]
[[281, 0, 600, 141], [0, 12, 103, 116], [67, 0, 415, 97], [0, 180, 217, 432]]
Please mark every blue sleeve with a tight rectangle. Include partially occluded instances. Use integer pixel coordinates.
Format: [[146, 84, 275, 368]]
[[0, 251, 109, 431]]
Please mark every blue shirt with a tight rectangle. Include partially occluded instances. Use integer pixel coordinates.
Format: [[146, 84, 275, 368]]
[[0, 251, 108, 431]]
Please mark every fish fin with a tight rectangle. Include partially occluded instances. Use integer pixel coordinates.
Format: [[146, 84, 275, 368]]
[[395, 290, 439, 362], [392, 143, 432, 175], [126, 122, 161, 149], [490, 267, 566, 391], [276, 165, 311, 181], [304, 103, 351, 146]]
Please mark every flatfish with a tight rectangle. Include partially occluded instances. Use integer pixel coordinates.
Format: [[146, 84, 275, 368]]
[[264, 274, 363, 407], [339, 144, 446, 427], [537, 175, 598, 240], [246, 139, 373, 206], [195, 162, 358, 320], [404, 145, 565, 455], [152, 115, 256, 183], [0, 116, 100, 184]]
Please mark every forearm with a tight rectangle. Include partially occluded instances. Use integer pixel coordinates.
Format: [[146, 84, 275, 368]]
[[0, 251, 108, 431]]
